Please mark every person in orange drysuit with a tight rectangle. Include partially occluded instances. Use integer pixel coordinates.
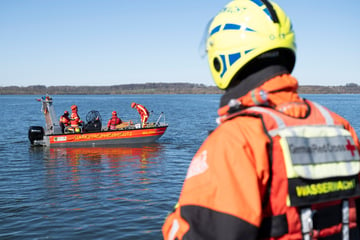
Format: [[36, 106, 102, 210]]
[[107, 111, 122, 130], [131, 102, 149, 127], [59, 110, 70, 133], [162, 1, 360, 239], [69, 105, 83, 133]]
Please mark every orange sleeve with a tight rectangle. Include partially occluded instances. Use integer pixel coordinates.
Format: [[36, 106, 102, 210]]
[[162, 117, 270, 239]]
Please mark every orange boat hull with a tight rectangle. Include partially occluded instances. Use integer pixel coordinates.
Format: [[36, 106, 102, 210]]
[[44, 126, 168, 147]]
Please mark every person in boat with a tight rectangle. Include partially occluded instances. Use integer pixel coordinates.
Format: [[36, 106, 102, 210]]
[[59, 110, 70, 133], [162, 1, 360, 239], [68, 105, 83, 133], [107, 111, 122, 130], [131, 102, 149, 127]]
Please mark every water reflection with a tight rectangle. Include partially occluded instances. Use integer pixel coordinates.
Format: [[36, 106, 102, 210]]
[[42, 143, 163, 179], [47, 143, 162, 164], [26, 144, 166, 239], [31, 143, 165, 201]]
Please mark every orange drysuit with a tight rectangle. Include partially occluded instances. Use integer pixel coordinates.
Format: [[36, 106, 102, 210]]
[[162, 74, 360, 239], [70, 112, 81, 127], [59, 114, 70, 127], [134, 104, 149, 126], [59, 113, 70, 133], [107, 115, 122, 130], [69, 106, 83, 133]]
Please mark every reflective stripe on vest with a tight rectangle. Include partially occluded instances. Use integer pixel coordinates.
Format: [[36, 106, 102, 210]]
[[300, 201, 350, 240], [342, 200, 350, 240], [300, 208, 312, 240]]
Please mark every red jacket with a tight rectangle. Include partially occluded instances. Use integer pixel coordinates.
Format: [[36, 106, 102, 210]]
[[107, 116, 122, 130], [70, 111, 82, 127], [162, 74, 360, 239], [59, 115, 70, 126]]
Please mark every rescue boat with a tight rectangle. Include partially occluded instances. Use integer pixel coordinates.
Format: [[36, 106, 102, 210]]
[[28, 95, 168, 147]]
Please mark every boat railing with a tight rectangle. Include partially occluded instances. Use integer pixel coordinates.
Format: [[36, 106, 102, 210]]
[[155, 112, 165, 126]]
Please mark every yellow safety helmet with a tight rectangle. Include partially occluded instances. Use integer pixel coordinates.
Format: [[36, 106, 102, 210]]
[[205, 0, 296, 90]]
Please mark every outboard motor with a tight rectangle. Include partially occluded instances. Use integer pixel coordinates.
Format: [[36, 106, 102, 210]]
[[28, 126, 45, 144]]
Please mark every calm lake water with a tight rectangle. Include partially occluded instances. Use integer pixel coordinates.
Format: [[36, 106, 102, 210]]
[[1, 94, 360, 239]]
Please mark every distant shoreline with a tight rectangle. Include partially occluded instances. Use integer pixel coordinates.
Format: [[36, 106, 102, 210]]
[[1, 82, 360, 95]]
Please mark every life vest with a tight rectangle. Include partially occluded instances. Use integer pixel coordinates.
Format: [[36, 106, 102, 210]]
[[108, 116, 121, 130], [70, 112, 80, 127], [223, 100, 360, 239]]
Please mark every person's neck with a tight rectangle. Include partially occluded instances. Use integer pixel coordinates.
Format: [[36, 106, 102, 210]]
[[219, 65, 289, 108]]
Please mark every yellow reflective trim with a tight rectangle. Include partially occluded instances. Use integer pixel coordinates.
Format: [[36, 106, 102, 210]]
[[295, 179, 356, 198], [280, 137, 297, 178], [286, 195, 291, 206], [278, 126, 360, 179], [293, 162, 360, 179], [277, 125, 351, 138]]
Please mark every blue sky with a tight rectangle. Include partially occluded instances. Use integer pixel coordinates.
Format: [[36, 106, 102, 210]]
[[1, 0, 359, 87]]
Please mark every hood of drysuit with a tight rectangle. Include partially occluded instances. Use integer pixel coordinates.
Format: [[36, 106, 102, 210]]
[[218, 72, 308, 121]]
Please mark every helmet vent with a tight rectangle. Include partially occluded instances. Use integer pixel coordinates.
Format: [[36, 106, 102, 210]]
[[213, 58, 221, 72], [259, 0, 279, 23]]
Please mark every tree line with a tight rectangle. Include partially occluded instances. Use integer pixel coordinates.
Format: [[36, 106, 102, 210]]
[[1, 82, 360, 95], [0, 83, 222, 95]]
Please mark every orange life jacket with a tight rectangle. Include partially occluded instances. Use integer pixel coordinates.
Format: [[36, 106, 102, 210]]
[[70, 112, 81, 127], [163, 74, 360, 240], [108, 116, 121, 130], [225, 101, 360, 239], [163, 100, 360, 240]]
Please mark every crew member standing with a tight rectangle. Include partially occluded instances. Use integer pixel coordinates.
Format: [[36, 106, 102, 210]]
[[69, 105, 83, 133], [107, 111, 122, 130], [131, 102, 149, 127], [162, 1, 360, 239], [59, 110, 70, 133]]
